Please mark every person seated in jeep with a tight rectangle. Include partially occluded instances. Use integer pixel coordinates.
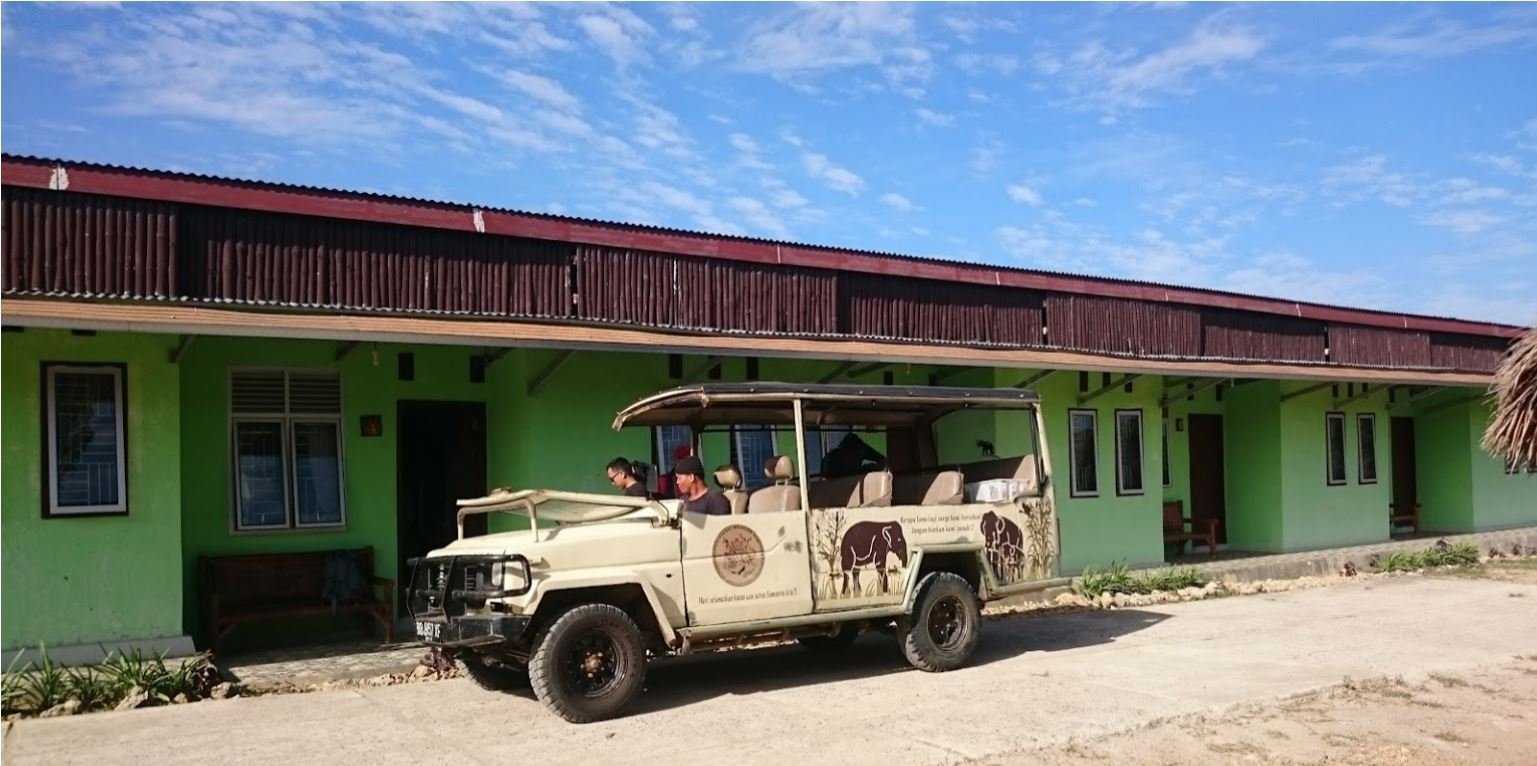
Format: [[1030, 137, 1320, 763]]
[[673, 455, 730, 515], [822, 432, 886, 479], [606, 457, 649, 498]]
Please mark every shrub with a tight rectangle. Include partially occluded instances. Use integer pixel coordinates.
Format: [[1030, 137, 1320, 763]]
[[1076, 561, 1210, 598], [0, 644, 221, 717]]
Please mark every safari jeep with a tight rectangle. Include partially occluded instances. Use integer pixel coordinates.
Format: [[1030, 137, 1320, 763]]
[[407, 382, 1059, 723]]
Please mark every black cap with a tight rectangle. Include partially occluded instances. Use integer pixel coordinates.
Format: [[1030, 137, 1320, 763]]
[[674, 455, 704, 477]]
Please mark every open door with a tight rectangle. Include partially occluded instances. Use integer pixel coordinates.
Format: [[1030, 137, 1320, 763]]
[[1187, 414, 1228, 545], [397, 400, 487, 615], [1391, 417, 1417, 522]]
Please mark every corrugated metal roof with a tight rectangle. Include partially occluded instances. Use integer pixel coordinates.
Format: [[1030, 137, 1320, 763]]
[[1, 153, 1525, 337]]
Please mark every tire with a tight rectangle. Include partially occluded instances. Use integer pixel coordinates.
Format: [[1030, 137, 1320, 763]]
[[459, 652, 527, 692], [798, 622, 861, 653], [528, 604, 647, 723], [897, 572, 981, 672]]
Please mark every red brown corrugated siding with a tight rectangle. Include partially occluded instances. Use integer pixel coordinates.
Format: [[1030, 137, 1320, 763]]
[[1328, 324, 1433, 368], [841, 273, 1044, 345], [2, 187, 177, 299], [179, 205, 570, 317], [574, 246, 835, 334], [1430, 332, 1509, 371], [1045, 294, 1200, 356], [1201, 308, 1326, 363]]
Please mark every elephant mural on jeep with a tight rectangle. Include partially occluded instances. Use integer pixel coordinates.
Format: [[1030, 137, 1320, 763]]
[[981, 510, 1026, 583], [839, 521, 909, 595]]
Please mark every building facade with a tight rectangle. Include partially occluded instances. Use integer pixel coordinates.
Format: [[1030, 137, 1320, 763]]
[[3, 155, 1532, 661]]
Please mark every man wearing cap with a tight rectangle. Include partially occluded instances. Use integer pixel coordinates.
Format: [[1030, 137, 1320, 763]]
[[673, 455, 731, 515]]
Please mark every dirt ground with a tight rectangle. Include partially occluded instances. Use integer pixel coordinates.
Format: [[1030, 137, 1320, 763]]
[[981, 560, 1537, 766], [980, 656, 1537, 766]]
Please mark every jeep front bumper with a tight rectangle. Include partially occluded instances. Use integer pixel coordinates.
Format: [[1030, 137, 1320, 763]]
[[413, 614, 532, 649]]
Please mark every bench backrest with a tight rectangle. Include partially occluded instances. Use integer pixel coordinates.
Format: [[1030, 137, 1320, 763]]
[[201, 546, 375, 608], [953, 455, 1041, 494], [807, 470, 893, 509], [1161, 501, 1184, 533], [893, 470, 965, 506]]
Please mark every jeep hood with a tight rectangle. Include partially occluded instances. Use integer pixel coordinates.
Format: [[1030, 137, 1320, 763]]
[[424, 488, 676, 558]]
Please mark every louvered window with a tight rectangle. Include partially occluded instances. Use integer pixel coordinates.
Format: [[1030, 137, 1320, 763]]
[[230, 369, 345, 531]]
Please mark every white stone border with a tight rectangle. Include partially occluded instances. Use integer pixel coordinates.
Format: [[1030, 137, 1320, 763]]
[[2, 635, 197, 669]]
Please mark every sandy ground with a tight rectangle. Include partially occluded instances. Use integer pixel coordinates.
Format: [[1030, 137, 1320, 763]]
[[5, 572, 1536, 766]]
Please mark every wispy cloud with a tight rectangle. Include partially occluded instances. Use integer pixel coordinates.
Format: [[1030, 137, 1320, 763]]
[[1053, 14, 1266, 117], [803, 151, 864, 195], [1007, 184, 1044, 206], [499, 70, 582, 112], [915, 107, 955, 127], [1321, 154, 1418, 207], [577, 7, 654, 67], [734, 3, 921, 86], [1331, 15, 1537, 58], [880, 192, 917, 212], [1421, 209, 1505, 235]]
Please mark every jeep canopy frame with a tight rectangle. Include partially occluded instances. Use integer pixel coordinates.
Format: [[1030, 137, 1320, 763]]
[[613, 382, 1047, 507]]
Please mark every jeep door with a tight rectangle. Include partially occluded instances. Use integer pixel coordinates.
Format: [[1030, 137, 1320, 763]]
[[679, 510, 814, 626]]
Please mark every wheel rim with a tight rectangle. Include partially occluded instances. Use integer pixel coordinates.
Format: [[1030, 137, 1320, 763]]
[[561, 629, 625, 698], [926, 595, 967, 651]]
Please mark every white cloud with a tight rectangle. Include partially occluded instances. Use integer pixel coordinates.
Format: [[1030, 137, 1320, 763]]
[[1514, 118, 1537, 151], [1470, 153, 1537, 180], [1074, 197, 1098, 207], [1434, 178, 1510, 205], [1422, 209, 1505, 235], [1321, 154, 1419, 207], [1007, 184, 1044, 206], [1331, 17, 1537, 58], [880, 192, 916, 212], [735, 3, 920, 82], [803, 151, 864, 195], [1053, 15, 1265, 115], [915, 107, 955, 127], [767, 184, 810, 210], [499, 70, 581, 112], [955, 53, 1021, 76], [640, 180, 712, 216], [578, 8, 654, 67], [481, 22, 574, 58], [780, 128, 805, 147], [971, 137, 1003, 174], [631, 100, 693, 159], [728, 196, 791, 238], [729, 132, 773, 171]]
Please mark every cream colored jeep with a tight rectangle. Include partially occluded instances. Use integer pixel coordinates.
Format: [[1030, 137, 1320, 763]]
[[408, 382, 1059, 723]]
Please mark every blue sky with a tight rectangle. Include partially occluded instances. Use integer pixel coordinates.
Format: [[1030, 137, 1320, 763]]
[[3, 2, 1535, 325]]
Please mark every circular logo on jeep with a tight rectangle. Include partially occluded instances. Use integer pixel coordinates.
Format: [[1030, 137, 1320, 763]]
[[712, 524, 765, 587]]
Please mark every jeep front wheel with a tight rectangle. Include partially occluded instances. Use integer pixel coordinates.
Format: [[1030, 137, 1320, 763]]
[[897, 572, 981, 672], [528, 604, 647, 723], [459, 652, 527, 691]]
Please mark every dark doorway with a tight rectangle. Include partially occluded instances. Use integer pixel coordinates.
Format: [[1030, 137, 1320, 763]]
[[1187, 414, 1228, 545], [1391, 417, 1417, 520], [397, 400, 487, 614]]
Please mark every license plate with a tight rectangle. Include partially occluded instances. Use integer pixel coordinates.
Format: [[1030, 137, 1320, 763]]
[[415, 620, 444, 642]]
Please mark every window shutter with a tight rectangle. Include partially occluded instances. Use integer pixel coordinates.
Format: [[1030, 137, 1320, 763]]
[[288, 372, 343, 414], [231, 370, 287, 414]]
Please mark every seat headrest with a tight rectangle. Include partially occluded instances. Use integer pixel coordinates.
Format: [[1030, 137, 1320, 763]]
[[714, 464, 743, 490], [763, 455, 795, 482]]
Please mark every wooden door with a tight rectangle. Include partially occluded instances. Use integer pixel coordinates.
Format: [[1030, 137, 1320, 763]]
[[1391, 417, 1417, 516], [1187, 414, 1228, 545], [397, 400, 487, 614]]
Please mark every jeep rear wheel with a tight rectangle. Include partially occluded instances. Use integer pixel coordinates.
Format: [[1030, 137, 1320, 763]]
[[459, 653, 527, 691], [528, 604, 647, 723], [897, 572, 980, 672]]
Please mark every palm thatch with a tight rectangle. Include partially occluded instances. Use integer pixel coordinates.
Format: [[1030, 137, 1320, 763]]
[[1482, 323, 1537, 470]]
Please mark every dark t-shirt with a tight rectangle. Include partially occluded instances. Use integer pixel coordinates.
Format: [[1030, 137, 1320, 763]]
[[622, 481, 649, 497], [680, 489, 731, 515]]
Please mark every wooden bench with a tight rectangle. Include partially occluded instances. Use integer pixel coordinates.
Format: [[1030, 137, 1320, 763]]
[[199, 546, 394, 655], [1390, 502, 1421, 535], [1163, 500, 1218, 559]]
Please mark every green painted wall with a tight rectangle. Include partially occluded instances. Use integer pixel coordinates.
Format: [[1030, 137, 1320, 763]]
[[1277, 383, 1392, 551], [2, 329, 185, 650], [177, 337, 512, 636], [1411, 393, 1475, 532], [1006, 370, 1164, 574], [1223, 381, 1285, 551], [1467, 400, 1537, 529]]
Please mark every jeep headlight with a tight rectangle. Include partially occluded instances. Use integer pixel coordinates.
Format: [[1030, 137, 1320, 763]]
[[490, 560, 527, 594]]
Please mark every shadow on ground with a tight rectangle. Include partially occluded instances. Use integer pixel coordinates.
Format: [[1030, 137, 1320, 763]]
[[491, 607, 1170, 715]]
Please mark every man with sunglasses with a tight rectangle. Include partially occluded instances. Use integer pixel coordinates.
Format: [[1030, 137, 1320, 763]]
[[606, 457, 649, 498]]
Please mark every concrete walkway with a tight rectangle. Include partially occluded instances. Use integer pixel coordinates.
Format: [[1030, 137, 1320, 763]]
[[1176, 524, 1537, 582], [6, 575, 1535, 766]]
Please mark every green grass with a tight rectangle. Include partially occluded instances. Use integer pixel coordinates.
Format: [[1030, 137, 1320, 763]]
[[2, 644, 220, 716], [1075, 561, 1210, 598], [1371, 542, 1481, 573]]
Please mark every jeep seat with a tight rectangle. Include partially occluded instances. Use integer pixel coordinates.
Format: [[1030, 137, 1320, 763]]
[[714, 465, 749, 514], [748, 456, 802, 513]]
